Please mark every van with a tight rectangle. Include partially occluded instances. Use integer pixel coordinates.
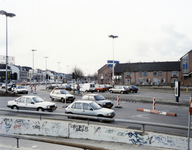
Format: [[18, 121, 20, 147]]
[[80, 83, 95, 92]]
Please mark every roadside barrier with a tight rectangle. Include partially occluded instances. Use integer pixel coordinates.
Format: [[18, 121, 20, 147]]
[[33, 86, 37, 94], [137, 108, 177, 117], [30, 84, 33, 92], [115, 94, 122, 108], [82, 91, 85, 96], [153, 97, 156, 110]]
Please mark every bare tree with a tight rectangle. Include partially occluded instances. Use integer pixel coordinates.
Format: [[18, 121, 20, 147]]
[[71, 66, 84, 80]]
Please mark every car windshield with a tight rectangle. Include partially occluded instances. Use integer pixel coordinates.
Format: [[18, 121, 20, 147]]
[[124, 86, 128, 89], [18, 86, 26, 89], [94, 95, 105, 101], [90, 102, 101, 110], [60, 90, 69, 94], [32, 97, 44, 103]]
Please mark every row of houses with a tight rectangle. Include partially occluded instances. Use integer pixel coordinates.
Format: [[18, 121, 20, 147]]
[[98, 50, 192, 86], [0, 64, 68, 83]]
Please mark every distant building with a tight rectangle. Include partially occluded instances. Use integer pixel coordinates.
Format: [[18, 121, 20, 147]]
[[179, 50, 192, 85]]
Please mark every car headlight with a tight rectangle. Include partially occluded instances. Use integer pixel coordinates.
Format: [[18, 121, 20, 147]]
[[107, 113, 111, 116], [47, 106, 50, 109]]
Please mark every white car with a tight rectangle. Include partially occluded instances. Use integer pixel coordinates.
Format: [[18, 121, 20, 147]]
[[109, 86, 130, 94], [50, 89, 75, 103], [81, 94, 113, 108], [7, 96, 57, 112], [65, 101, 115, 118], [12, 86, 28, 94]]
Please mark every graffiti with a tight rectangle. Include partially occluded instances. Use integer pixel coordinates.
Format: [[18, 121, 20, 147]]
[[167, 140, 175, 146], [94, 127, 101, 134], [13, 119, 25, 130], [155, 136, 168, 146], [126, 132, 147, 145], [105, 129, 114, 134], [146, 135, 154, 144], [126, 132, 141, 138], [70, 124, 88, 132], [3, 118, 13, 132], [32, 125, 41, 131], [117, 132, 125, 137]]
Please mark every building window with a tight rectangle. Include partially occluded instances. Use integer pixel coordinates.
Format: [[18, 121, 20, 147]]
[[171, 71, 178, 77], [153, 71, 157, 76], [139, 71, 142, 76], [125, 72, 131, 77], [144, 71, 148, 76], [158, 71, 162, 76], [182, 54, 188, 73]]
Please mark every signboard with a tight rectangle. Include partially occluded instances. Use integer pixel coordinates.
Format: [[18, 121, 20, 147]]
[[175, 81, 180, 97], [0, 55, 15, 65], [107, 60, 119, 64]]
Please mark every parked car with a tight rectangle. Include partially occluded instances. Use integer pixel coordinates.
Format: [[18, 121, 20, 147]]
[[7, 96, 57, 112], [81, 94, 113, 108], [109, 86, 130, 94], [127, 85, 138, 93], [65, 101, 115, 118], [46, 84, 59, 90], [95, 84, 108, 92], [3, 84, 16, 91], [12, 86, 28, 94], [50, 89, 75, 103], [104, 84, 113, 90]]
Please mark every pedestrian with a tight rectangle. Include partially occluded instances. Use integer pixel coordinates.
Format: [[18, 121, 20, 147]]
[[77, 84, 80, 94]]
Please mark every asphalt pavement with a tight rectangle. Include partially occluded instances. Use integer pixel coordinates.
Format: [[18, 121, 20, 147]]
[[0, 85, 189, 150]]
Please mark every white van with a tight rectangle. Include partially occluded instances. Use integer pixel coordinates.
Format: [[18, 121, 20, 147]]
[[80, 83, 95, 92]]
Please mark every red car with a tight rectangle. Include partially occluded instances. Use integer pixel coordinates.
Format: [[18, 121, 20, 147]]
[[95, 85, 108, 92]]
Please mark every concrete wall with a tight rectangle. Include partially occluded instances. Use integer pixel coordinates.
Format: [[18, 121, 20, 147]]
[[0, 116, 191, 150]]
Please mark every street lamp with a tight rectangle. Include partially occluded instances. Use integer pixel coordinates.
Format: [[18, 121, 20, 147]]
[[32, 49, 36, 85], [108, 34, 118, 88], [0, 10, 16, 93], [44, 56, 48, 87]]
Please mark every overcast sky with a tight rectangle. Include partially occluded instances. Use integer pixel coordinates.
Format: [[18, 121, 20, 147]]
[[0, 0, 191, 75]]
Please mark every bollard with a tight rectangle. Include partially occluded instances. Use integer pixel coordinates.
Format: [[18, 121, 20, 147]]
[[33, 86, 37, 94], [153, 97, 156, 110], [115, 94, 122, 108], [30, 84, 33, 92]]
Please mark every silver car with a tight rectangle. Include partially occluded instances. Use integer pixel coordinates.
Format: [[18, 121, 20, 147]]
[[50, 89, 75, 103], [109, 86, 129, 94], [65, 101, 115, 118], [81, 94, 113, 108]]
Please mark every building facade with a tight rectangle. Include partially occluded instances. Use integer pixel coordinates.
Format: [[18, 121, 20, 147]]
[[179, 50, 192, 85], [98, 61, 180, 85]]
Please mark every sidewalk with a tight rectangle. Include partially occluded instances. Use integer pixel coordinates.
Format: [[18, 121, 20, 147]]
[[0, 135, 177, 150]]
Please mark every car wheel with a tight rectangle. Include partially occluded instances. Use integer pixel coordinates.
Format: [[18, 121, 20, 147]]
[[110, 90, 113, 93], [120, 91, 124, 94], [135, 91, 137, 93], [97, 90, 100, 92], [61, 98, 65, 103], [37, 108, 44, 112], [26, 92, 28, 94], [12, 105, 18, 110], [51, 97, 54, 101]]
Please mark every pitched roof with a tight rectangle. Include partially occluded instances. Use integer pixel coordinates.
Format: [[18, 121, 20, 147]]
[[115, 61, 180, 73]]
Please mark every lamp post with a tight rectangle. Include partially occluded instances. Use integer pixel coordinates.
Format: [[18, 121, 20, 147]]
[[44, 57, 48, 88], [108, 34, 118, 88], [0, 10, 16, 93], [32, 49, 36, 85]]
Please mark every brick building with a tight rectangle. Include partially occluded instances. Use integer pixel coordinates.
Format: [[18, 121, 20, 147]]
[[179, 50, 192, 85], [98, 61, 180, 85]]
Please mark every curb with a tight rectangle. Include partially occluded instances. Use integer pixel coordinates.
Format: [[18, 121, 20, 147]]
[[137, 108, 177, 117]]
